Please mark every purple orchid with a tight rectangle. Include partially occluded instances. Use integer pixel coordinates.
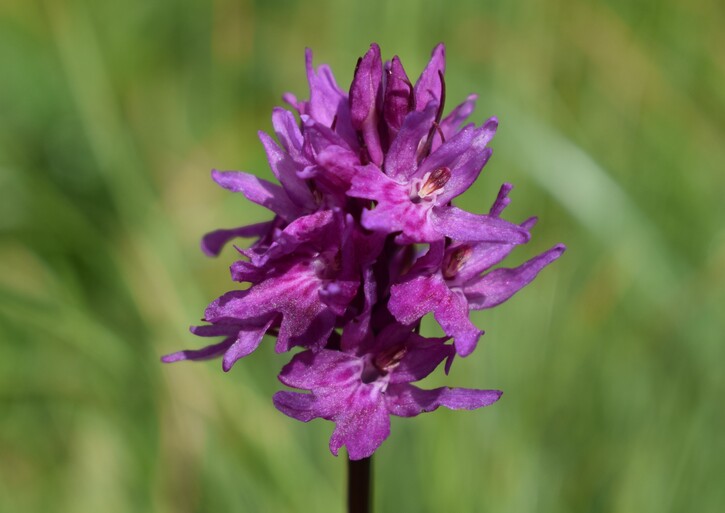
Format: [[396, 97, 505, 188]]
[[347, 120, 530, 244], [388, 183, 566, 356], [163, 43, 565, 461], [273, 325, 501, 460]]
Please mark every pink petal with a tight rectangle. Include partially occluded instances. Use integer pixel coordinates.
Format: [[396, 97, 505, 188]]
[[431, 205, 530, 244], [200, 221, 273, 257], [329, 386, 390, 460], [432, 288, 482, 357], [384, 102, 438, 182], [465, 244, 566, 309], [388, 274, 449, 325], [211, 169, 299, 221], [414, 43, 445, 111], [278, 349, 361, 389], [385, 383, 502, 417], [349, 44, 384, 166], [160, 337, 234, 363], [432, 94, 478, 151], [389, 335, 453, 384], [273, 391, 317, 422], [382, 56, 414, 135], [221, 318, 275, 371]]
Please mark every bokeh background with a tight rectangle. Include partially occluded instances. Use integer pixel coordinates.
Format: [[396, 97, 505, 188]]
[[2, 0, 724, 511]]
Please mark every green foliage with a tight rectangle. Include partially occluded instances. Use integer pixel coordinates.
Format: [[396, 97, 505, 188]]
[[1, 0, 724, 511]]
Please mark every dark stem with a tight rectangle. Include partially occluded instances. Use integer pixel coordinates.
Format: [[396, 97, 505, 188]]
[[347, 456, 372, 513]]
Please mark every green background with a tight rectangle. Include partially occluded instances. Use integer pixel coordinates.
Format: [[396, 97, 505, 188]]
[[2, 0, 724, 511]]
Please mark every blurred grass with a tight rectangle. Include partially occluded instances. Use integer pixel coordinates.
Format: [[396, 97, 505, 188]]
[[1, 0, 724, 512]]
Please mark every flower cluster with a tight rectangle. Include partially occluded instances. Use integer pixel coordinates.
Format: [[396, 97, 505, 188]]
[[163, 43, 565, 460]]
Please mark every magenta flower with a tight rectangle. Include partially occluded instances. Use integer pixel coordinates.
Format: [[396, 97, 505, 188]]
[[163, 43, 565, 461], [273, 325, 501, 460], [388, 183, 566, 356]]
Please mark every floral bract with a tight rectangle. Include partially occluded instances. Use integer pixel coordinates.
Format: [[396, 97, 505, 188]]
[[163, 43, 565, 459]]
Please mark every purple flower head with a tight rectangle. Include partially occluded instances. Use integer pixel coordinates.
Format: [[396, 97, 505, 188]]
[[163, 43, 566, 460]]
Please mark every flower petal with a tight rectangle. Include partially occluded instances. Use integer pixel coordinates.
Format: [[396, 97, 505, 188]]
[[302, 116, 353, 155], [432, 288, 482, 357], [162, 320, 275, 367], [341, 268, 377, 351], [350, 169, 442, 241], [200, 221, 274, 257], [271, 107, 304, 157], [431, 205, 530, 244], [435, 94, 477, 147], [349, 43, 384, 166], [221, 318, 275, 371], [488, 182, 513, 217], [304, 49, 345, 126], [273, 391, 318, 422], [264, 111, 319, 206], [348, 166, 404, 222], [382, 56, 413, 135], [384, 102, 438, 182], [319, 278, 360, 316], [410, 240, 446, 272], [465, 244, 566, 309], [251, 210, 336, 266], [329, 386, 390, 460], [188, 324, 241, 337], [389, 335, 453, 384], [450, 185, 539, 281], [454, 241, 519, 283], [211, 169, 299, 221], [301, 118, 360, 196], [277, 309, 336, 353], [160, 337, 234, 363], [414, 43, 445, 111], [278, 349, 362, 389], [313, 145, 361, 193], [391, 256, 482, 355], [229, 259, 265, 283], [385, 383, 502, 417], [204, 262, 335, 351], [282, 92, 305, 115], [454, 220, 540, 283], [388, 274, 449, 325]]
